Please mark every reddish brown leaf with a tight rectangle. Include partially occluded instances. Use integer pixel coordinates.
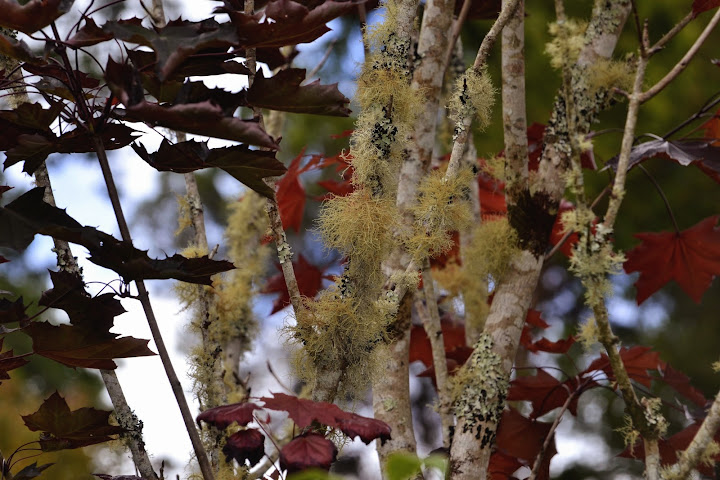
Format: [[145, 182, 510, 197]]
[[693, 0, 720, 16], [223, 429, 265, 467], [508, 369, 583, 419], [221, 0, 360, 49], [0, 297, 27, 324], [660, 364, 707, 407], [549, 200, 581, 257], [409, 315, 466, 367], [197, 402, 261, 429], [132, 139, 285, 198], [477, 172, 507, 220], [262, 254, 326, 314], [247, 69, 350, 116], [22, 392, 125, 451], [700, 108, 720, 146], [496, 407, 553, 463], [0, 188, 234, 284], [488, 450, 522, 480], [0, 0, 72, 34], [260, 392, 346, 428], [24, 322, 155, 370], [105, 59, 277, 148], [525, 336, 576, 355], [0, 32, 46, 64], [624, 215, 720, 303], [619, 423, 720, 476], [279, 433, 337, 474], [335, 412, 392, 445], [584, 346, 663, 388], [99, 18, 240, 81], [276, 152, 307, 232], [0, 338, 29, 382]]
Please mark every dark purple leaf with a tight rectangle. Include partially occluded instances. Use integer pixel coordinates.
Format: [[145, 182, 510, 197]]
[[223, 429, 265, 466], [132, 139, 285, 198], [12, 462, 53, 480], [24, 321, 155, 369], [221, 0, 360, 48], [335, 412, 392, 445], [279, 433, 337, 474], [22, 392, 126, 451], [0, 0, 72, 34], [247, 68, 350, 116], [0, 188, 234, 284], [197, 402, 261, 429]]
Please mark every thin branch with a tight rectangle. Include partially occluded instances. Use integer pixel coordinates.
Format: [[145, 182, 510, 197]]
[[640, 7, 720, 103], [443, 0, 473, 72], [644, 437, 661, 480], [91, 136, 215, 480], [648, 11, 694, 55], [417, 264, 452, 443], [665, 387, 720, 478], [472, 0, 522, 71], [528, 387, 579, 480], [305, 39, 336, 82]]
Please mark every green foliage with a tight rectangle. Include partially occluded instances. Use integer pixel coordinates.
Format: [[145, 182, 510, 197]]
[[385, 451, 448, 480]]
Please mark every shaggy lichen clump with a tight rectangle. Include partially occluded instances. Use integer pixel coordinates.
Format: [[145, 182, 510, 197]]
[[448, 68, 495, 133], [545, 20, 588, 70], [408, 166, 474, 260]]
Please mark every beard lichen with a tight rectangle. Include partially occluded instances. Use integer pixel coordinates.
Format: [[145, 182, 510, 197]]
[[286, 283, 390, 396], [448, 67, 495, 133], [407, 166, 474, 260], [450, 334, 508, 447], [545, 19, 589, 70]]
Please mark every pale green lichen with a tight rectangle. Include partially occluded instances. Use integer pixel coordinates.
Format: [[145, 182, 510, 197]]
[[616, 415, 640, 454], [407, 166, 474, 260], [577, 316, 599, 351], [545, 20, 588, 70], [448, 68, 495, 133], [450, 334, 508, 447], [641, 397, 668, 438]]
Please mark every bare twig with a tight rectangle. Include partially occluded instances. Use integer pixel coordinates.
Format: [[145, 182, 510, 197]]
[[648, 11, 694, 55], [640, 8, 720, 103], [528, 385, 578, 480]]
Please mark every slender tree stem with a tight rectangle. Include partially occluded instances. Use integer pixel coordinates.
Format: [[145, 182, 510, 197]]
[[418, 263, 452, 442], [91, 135, 215, 480], [528, 386, 578, 480]]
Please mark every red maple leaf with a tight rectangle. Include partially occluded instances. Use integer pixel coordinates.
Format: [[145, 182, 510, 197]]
[[701, 108, 720, 146], [620, 422, 720, 475], [495, 407, 554, 476], [196, 402, 261, 429], [508, 369, 587, 419], [623, 215, 720, 304], [693, 0, 720, 17], [275, 152, 323, 232], [260, 392, 346, 428], [280, 433, 337, 474], [659, 364, 707, 407], [262, 254, 328, 314], [335, 412, 391, 445], [477, 172, 507, 220], [584, 346, 663, 388]]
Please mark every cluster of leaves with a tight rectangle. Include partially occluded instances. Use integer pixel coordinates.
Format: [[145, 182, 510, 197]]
[[197, 392, 391, 474]]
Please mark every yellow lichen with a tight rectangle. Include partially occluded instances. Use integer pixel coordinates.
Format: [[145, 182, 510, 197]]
[[577, 316, 599, 351], [545, 20, 588, 70], [588, 57, 634, 95], [175, 194, 192, 236], [286, 285, 390, 395], [616, 415, 640, 454], [448, 68, 496, 131], [459, 219, 520, 332], [408, 166, 473, 260]]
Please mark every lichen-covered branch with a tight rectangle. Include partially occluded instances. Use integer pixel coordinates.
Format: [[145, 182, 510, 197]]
[[664, 388, 720, 479]]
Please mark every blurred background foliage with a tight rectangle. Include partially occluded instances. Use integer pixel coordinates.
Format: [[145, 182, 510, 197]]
[[0, 0, 719, 479]]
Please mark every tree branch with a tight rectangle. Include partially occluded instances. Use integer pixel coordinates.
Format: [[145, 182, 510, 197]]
[[640, 7, 720, 103]]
